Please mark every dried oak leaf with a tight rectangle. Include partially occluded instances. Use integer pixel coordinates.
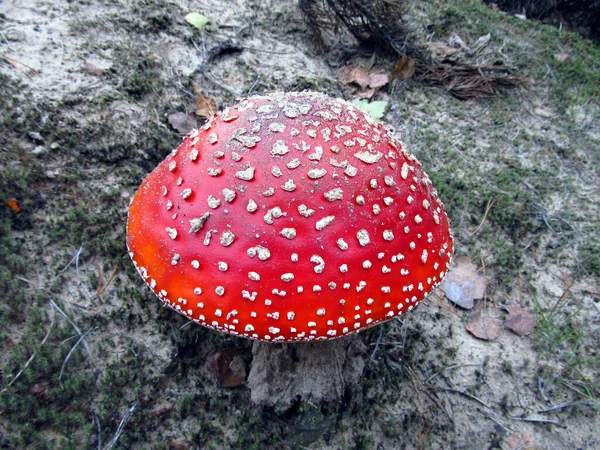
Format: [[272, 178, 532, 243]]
[[195, 93, 217, 119], [391, 55, 416, 81], [337, 66, 390, 99], [441, 256, 487, 309], [504, 305, 535, 336], [466, 314, 500, 341], [209, 348, 247, 388]]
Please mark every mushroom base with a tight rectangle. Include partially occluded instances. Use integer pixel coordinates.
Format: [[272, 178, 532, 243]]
[[247, 334, 366, 411]]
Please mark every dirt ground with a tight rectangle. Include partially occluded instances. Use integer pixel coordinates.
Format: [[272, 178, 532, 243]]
[[1, 0, 599, 449]]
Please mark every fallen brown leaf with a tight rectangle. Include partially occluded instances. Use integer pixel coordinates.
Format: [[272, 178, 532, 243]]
[[209, 348, 247, 388], [167, 112, 197, 135], [554, 53, 569, 62], [504, 305, 535, 336], [504, 433, 534, 450], [391, 55, 416, 81], [466, 314, 500, 341], [337, 66, 390, 99], [195, 92, 217, 119], [441, 256, 487, 309]]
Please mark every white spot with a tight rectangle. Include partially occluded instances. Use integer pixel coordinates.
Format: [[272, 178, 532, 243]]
[[383, 230, 394, 241], [310, 255, 325, 273], [340, 264, 348, 273], [215, 287, 225, 296], [354, 150, 383, 164], [242, 290, 257, 301], [282, 179, 296, 191], [189, 212, 211, 233], [271, 140, 290, 156], [344, 165, 358, 177], [308, 168, 327, 179], [191, 260, 200, 269], [245, 324, 255, 332], [287, 312, 295, 320], [317, 308, 326, 316], [220, 230, 236, 246], [248, 271, 261, 281], [298, 204, 315, 217], [166, 227, 178, 240], [280, 228, 297, 239], [235, 166, 255, 181], [415, 214, 423, 224], [181, 188, 192, 199], [207, 195, 220, 209], [315, 215, 335, 231], [169, 161, 177, 172], [222, 188, 236, 203], [215, 308, 223, 316], [247, 199, 258, 213], [218, 261, 228, 271], [269, 122, 286, 132], [381, 286, 391, 293], [287, 158, 301, 169], [324, 188, 343, 201], [337, 238, 349, 250], [271, 166, 283, 178], [401, 163, 409, 179], [356, 229, 370, 246], [362, 260, 372, 269], [247, 245, 271, 260], [421, 250, 428, 264], [291, 253, 299, 262], [281, 273, 295, 282]]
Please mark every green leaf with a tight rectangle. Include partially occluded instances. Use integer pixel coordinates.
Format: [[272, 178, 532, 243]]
[[351, 99, 388, 120], [185, 12, 209, 30]]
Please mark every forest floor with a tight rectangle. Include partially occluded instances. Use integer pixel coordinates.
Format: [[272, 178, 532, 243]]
[[0, 0, 599, 449]]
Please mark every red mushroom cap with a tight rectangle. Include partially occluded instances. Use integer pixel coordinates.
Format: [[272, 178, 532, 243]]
[[127, 92, 453, 342]]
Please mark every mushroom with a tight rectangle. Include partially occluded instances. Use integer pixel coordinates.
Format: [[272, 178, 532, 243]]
[[127, 91, 453, 343]]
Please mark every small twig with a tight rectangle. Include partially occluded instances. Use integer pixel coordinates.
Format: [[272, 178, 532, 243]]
[[509, 415, 562, 426], [469, 198, 496, 236], [485, 412, 511, 433], [61, 245, 84, 273], [438, 387, 491, 409], [59, 329, 95, 387], [2, 55, 42, 78], [369, 326, 384, 360], [538, 377, 550, 402], [94, 264, 120, 298], [91, 408, 102, 450], [49, 297, 93, 361], [1, 306, 55, 393], [102, 403, 137, 450], [537, 400, 597, 414]]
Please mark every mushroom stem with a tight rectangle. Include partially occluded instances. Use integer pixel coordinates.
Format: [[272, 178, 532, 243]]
[[247, 334, 366, 409]]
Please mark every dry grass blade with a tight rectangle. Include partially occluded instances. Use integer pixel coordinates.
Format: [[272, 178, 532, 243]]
[[420, 64, 527, 100], [299, 0, 412, 54]]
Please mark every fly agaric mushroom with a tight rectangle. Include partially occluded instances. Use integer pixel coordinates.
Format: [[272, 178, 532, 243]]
[[127, 91, 453, 343]]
